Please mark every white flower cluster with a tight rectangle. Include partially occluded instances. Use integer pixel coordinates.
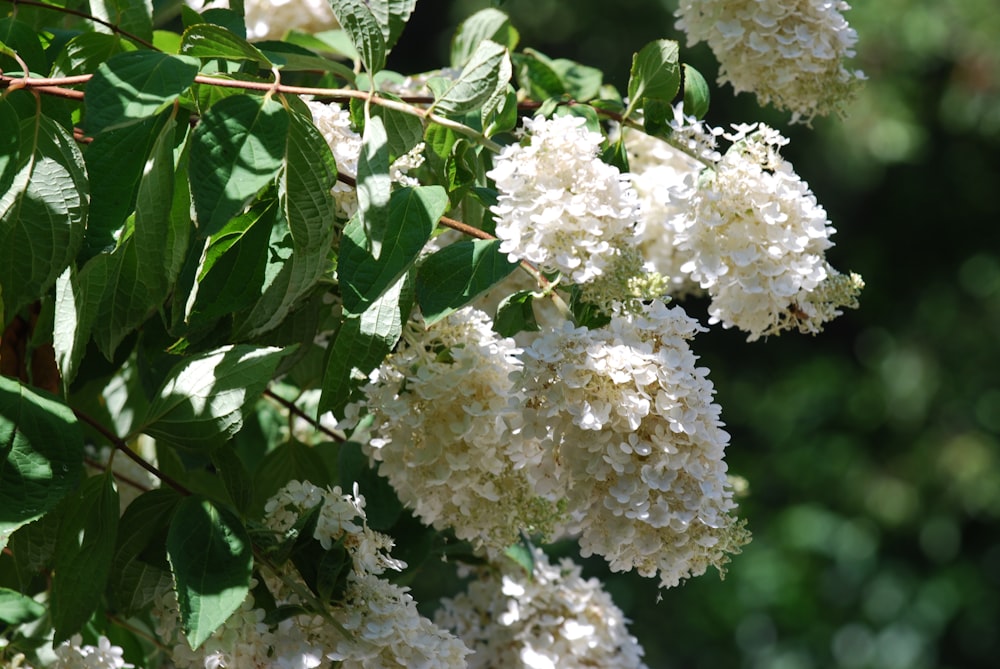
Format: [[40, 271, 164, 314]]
[[153, 481, 469, 668], [488, 115, 642, 285], [518, 300, 750, 588], [45, 635, 133, 669], [668, 123, 854, 340], [186, 0, 339, 41], [674, 0, 865, 121], [307, 101, 425, 219], [435, 548, 647, 669], [351, 308, 563, 553]]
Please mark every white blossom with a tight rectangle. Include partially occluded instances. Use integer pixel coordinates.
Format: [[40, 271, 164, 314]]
[[350, 308, 564, 553], [488, 115, 642, 285], [436, 548, 647, 668], [51, 635, 133, 669], [675, 0, 865, 121], [518, 301, 750, 588]]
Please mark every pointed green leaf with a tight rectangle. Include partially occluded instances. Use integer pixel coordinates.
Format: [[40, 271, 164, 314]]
[[0, 113, 87, 324], [0, 378, 83, 545], [180, 22, 272, 68], [431, 39, 510, 117], [54, 264, 104, 386], [511, 50, 564, 102], [233, 111, 338, 337], [84, 51, 199, 134], [0, 587, 46, 624], [109, 488, 182, 615], [682, 63, 711, 119], [327, 0, 386, 73], [190, 95, 289, 236], [370, 104, 424, 162], [625, 39, 680, 119], [89, 0, 154, 43], [494, 289, 540, 338], [356, 112, 391, 257], [167, 497, 252, 650], [416, 239, 518, 325], [367, 0, 417, 50], [51, 473, 120, 643], [451, 8, 518, 69], [50, 32, 131, 78], [319, 274, 411, 417], [340, 186, 446, 315], [135, 345, 290, 450]]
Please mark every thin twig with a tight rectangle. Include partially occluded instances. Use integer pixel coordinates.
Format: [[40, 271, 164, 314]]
[[264, 388, 344, 443]]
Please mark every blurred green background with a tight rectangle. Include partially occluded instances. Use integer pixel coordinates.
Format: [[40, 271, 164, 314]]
[[392, 1, 1000, 667]]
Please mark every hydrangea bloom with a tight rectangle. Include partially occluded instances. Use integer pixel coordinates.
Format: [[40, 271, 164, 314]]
[[50, 635, 133, 669], [435, 548, 647, 669], [518, 301, 750, 588], [675, 0, 865, 121], [488, 115, 642, 286], [187, 0, 339, 41], [307, 101, 425, 219], [668, 123, 860, 340], [349, 308, 563, 552]]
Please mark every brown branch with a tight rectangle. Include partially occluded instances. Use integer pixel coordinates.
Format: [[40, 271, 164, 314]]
[[72, 408, 191, 496], [264, 388, 344, 443], [7, 0, 158, 50]]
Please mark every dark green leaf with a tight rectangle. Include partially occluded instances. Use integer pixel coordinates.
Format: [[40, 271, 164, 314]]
[[51, 474, 120, 643], [0, 587, 46, 624], [367, 0, 417, 51], [0, 377, 83, 542], [416, 239, 518, 325], [189, 95, 289, 236], [340, 186, 446, 315], [135, 345, 291, 450], [451, 7, 519, 69], [0, 113, 87, 324], [512, 51, 564, 102], [90, 0, 154, 43], [494, 289, 540, 337], [0, 18, 46, 74], [682, 63, 711, 119], [167, 497, 252, 650], [327, 0, 387, 73], [84, 51, 199, 134], [211, 446, 254, 516], [252, 439, 331, 514], [180, 22, 272, 68], [431, 40, 510, 117], [50, 32, 131, 78], [625, 39, 680, 119], [370, 104, 425, 161]]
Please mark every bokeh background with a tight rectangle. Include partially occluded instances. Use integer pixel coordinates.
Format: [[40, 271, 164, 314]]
[[391, 1, 1000, 667]]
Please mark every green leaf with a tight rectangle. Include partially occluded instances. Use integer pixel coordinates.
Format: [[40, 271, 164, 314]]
[[232, 111, 338, 337], [189, 95, 289, 236], [180, 22, 272, 68], [0, 113, 87, 324], [370, 104, 425, 161], [167, 497, 252, 650], [356, 112, 391, 257], [451, 7, 518, 69], [109, 488, 182, 615], [0, 376, 83, 543], [53, 265, 102, 387], [0, 18, 46, 74], [256, 41, 357, 80], [625, 39, 680, 119], [542, 52, 603, 102], [340, 186, 446, 315], [89, 0, 154, 43], [494, 289, 540, 338], [84, 51, 199, 134], [210, 445, 254, 516], [682, 63, 711, 119], [51, 473, 120, 643], [50, 32, 131, 78], [327, 0, 386, 73], [319, 274, 411, 417], [431, 39, 511, 117], [416, 239, 518, 325], [0, 587, 46, 624], [367, 0, 417, 51], [511, 51, 564, 102], [252, 439, 331, 514], [135, 345, 291, 450]]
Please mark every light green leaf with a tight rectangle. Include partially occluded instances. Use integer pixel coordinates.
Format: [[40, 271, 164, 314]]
[[50, 32, 131, 78], [109, 488, 182, 615], [189, 95, 289, 236], [357, 111, 391, 257], [84, 51, 199, 134], [625, 39, 680, 119], [0, 113, 87, 325], [319, 274, 411, 417], [682, 63, 711, 119], [367, 0, 417, 50], [180, 22, 272, 68], [256, 41, 357, 80], [416, 239, 518, 325], [135, 345, 291, 450], [327, 0, 386, 73], [167, 497, 252, 650], [511, 51, 564, 102], [0, 587, 46, 624], [451, 8, 518, 69], [89, 0, 153, 43], [430, 39, 510, 117], [0, 378, 83, 549], [51, 473, 119, 643], [232, 111, 338, 337], [370, 104, 425, 161], [54, 264, 104, 387], [340, 186, 446, 315]]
